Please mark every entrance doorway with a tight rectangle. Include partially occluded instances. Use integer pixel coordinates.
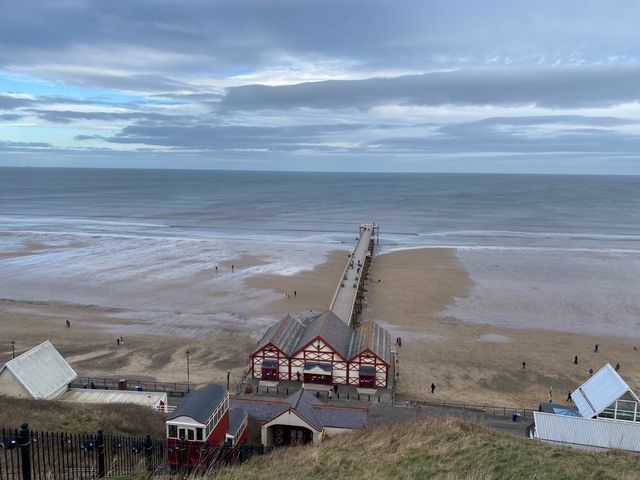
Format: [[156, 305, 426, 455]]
[[358, 365, 376, 388], [303, 362, 333, 384], [271, 425, 313, 447], [261, 359, 279, 381]]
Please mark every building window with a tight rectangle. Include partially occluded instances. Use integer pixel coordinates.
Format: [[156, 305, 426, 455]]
[[167, 425, 177, 438], [187, 429, 195, 441]]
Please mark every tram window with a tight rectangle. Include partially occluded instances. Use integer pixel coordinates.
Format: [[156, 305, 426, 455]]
[[178, 428, 186, 440], [187, 429, 195, 441], [196, 428, 203, 441], [167, 425, 177, 438]]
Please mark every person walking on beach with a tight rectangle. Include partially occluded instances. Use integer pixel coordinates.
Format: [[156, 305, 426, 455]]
[[215, 265, 218, 273], [567, 392, 572, 403], [65, 319, 71, 328], [548, 386, 553, 403], [594, 344, 599, 353], [574, 355, 578, 365], [615, 362, 621, 372], [589, 368, 594, 376], [522, 361, 526, 369], [431, 383, 436, 394], [231, 264, 234, 273], [294, 290, 297, 298]]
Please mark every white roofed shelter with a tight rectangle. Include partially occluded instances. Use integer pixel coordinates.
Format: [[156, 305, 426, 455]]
[[572, 363, 640, 422], [0, 341, 77, 400], [530, 364, 640, 453]]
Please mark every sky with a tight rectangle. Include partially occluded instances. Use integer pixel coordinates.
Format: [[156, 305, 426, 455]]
[[1, 0, 640, 174]]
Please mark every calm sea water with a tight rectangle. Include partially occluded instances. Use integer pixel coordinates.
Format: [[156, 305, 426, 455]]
[[1, 168, 639, 338], [1, 168, 639, 250]]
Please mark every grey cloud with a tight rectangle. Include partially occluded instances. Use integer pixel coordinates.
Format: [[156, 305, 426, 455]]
[[369, 116, 640, 155], [0, 113, 23, 121], [28, 109, 192, 124], [0, 140, 53, 152], [106, 123, 372, 150], [221, 65, 640, 111], [0, 95, 33, 110]]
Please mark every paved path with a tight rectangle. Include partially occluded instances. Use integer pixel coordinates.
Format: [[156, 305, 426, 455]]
[[330, 224, 377, 324]]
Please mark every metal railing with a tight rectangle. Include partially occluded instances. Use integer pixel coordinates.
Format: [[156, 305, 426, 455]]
[[0, 425, 164, 480], [403, 399, 537, 419], [70, 377, 190, 396]]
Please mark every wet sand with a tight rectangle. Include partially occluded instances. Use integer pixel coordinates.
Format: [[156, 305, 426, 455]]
[[365, 248, 640, 407], [2, 246, 639, 408], [246, 250, 347, 316]]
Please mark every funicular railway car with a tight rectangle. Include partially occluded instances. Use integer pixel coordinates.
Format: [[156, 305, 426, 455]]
[[225, 408, 249, 446], [166, 384, 229, 469]]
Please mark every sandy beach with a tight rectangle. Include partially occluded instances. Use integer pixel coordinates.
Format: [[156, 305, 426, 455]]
[[365, 248, 640, 406], [1, 243, 639, 408]]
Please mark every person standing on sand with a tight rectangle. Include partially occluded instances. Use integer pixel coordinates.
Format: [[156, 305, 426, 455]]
[[431, 383, 436, 394], [548, 386, 553, 403], [567, 392, 572, 402], [294, 290, 297, 298], [589, 368, 594, 376], [231, 264, 234, 273], [522, 361, 526, 369], [215, 266, 218, 273], [574, 355, 578, 364], [594, 344, 599, 353], [65, 319, 71, 328], [615, 362, 621, 372]]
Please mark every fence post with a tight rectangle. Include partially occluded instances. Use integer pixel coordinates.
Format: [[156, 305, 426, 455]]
[[96, 430, 105, 478], [144, 435, 153, 475], [19, 423, 31, 480]]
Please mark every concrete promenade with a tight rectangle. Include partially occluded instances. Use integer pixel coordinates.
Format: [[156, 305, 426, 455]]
[[329, 223, 378, 325]]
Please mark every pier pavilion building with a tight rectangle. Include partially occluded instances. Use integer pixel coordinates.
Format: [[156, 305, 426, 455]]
[[250, 311, 392, 389]]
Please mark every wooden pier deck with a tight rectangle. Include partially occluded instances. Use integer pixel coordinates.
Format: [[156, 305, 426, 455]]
[[329, 223, 379, 326]]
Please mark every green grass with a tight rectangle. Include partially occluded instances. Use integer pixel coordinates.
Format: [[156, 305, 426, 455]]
[[0, 396, 166, 438], [206, 417, 640, 480]]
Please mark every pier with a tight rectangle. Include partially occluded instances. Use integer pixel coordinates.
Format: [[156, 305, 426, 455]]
[[329, 223, 379, 326]]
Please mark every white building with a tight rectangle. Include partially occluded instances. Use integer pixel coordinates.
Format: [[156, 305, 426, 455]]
[[0, 341, 78, 400], [530, 364, 640, 452]]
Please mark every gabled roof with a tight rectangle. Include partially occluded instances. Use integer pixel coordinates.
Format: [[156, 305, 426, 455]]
[[348, 321, 392, 365], [253, 315, 307, 356], [0, 341, 77, 399], [230, 397, 288, 422], [285, 389, 323, 430], [231, 390, 368, 432], [572, 364, 639, 418], [294, 311, 352, 359], [168, 384, 226, 424]]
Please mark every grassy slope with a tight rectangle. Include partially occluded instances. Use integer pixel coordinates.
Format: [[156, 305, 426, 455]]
[[0, 397, 166, 438], [209, 418, 640, 480]]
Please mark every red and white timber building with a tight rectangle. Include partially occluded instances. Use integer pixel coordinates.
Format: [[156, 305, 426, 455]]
[[250, 311, 392, 389]]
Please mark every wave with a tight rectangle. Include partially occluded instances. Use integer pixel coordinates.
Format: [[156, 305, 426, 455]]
[[417, 229, 640, 241], [380, 244, 640, 255]]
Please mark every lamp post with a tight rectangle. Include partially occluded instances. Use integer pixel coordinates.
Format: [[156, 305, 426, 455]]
[[11, 340, 15, 359], [226, 370, 230, 391], [186, 350, 190, 392]]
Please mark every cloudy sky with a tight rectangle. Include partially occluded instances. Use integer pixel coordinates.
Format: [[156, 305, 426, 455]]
[[1, 0, 640, 173]]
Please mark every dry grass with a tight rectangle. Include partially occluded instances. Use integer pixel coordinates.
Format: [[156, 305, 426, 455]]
[[0, 397, 166, 438], [206, 417, 640, 480]]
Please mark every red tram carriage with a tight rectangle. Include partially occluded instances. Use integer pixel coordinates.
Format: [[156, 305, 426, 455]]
[[166, 384, 229, 468]]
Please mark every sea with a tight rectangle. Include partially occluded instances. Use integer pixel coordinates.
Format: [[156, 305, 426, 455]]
[[1, 168, 639, 338]]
